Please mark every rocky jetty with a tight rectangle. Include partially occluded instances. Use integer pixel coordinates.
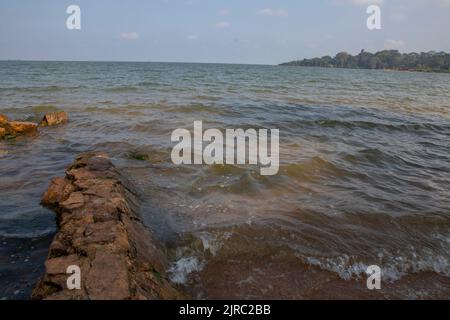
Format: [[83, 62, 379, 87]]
[[32, 152, 183, 300]]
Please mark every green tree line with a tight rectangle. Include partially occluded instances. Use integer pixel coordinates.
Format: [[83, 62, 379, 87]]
[[280, 50, 450, 73]]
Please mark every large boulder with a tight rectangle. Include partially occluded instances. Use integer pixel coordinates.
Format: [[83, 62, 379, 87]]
[[32, 152, 184, 300], [39, 111, 68, 127]]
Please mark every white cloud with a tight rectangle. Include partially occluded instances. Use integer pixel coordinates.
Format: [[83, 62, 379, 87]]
[[187, 35, 199, 40], [384, 39, 405, 50], [120, 32, 139, 40], [214, 21, 230, 28], [257, 8, 289, 17]]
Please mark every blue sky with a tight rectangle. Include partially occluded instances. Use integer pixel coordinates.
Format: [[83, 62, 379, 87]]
[[0, 0, 449, 64]]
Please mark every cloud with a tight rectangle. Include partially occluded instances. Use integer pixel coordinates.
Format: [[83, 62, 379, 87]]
[[214, 21, 230, 28], [120, 32, 139, 40], [187, 35, 199, 40], [384, 39, 405, 50], [257, 8, 288, 17]]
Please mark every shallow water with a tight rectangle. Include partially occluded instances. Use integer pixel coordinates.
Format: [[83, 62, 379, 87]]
[[0, 61, 449, 299]]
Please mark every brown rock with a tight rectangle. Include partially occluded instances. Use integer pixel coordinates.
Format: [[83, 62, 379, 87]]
[[32, 152, 185, 300], [39, 111, 68, 127], [45, 254, 81, 275], [0, 116, 13, 139], [41, 177, 75, 208], [0, 127, 6, 139], [60, 192, 85, 211], [1, 115, 40, 139], [48, 238, 68, 258], [0, 114, 8, 124], [85, 250, 130, 300], [8, 121, 38, 135]]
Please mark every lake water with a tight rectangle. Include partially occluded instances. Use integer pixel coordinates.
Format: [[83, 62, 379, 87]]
[[0, 61, 449, 299]]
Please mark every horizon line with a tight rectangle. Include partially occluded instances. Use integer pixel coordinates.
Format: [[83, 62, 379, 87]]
[[0, 59, 275, 66]]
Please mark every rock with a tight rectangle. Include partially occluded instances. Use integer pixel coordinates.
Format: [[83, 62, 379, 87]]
[[45, 254, 81, 275], [8, 121, 38, 135], [0, 111, 67, 140], [0, 114, 8, 125], [41, 177, 75, 209], [39, 111, 68, 127], [1, 116, 38, 139], [0, 115, 13, 139], [85, 250, 130, 300], [32, 152, 185, 300], [0, 127, 6, 139]]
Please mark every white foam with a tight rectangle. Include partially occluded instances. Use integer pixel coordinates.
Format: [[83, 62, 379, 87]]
[[306, 250, 450, 282], [168, 256, 204, 284], [167, 231, 233, 284], [198, 231, 232, 256]]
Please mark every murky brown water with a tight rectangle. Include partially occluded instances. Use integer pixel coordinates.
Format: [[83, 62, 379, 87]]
[[1, 61, 449, 299]]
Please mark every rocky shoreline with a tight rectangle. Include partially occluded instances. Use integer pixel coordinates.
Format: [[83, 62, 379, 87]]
[[32, 152, 184, 300]]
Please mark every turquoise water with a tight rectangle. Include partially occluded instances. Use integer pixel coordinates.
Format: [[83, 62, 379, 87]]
[[0, 61, 449, 298]]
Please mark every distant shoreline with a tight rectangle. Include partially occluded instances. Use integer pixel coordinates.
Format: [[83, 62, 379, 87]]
[[280, 50, 450, 74], [279, 64, 450, 75]]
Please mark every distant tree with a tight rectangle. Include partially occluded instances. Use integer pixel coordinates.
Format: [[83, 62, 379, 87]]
[[334, 52, 351, 67], [279, 50, 450, 73]]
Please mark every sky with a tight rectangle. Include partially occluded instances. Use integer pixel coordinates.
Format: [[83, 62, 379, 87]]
[[0, 0, 449, 64]]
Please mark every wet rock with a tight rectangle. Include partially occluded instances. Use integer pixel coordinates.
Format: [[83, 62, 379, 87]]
[[0, 114, 8, 124], [8, 121, 38, 135], [41, 177, 75, 209], [0, 127, 6, 139], [1, 114, 40, 139], [39, 111, 68, 127], [1, 111, 68, 140], [32, 151, 184, 300]]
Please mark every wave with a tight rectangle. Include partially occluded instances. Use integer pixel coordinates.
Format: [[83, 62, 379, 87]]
[[166, 223, 450, 286], [299, 118, 448, 132], [168, 256, 203, 284], [165, 103, 231, 115], [305, 252, 450, 282], [167, 231, 232, 284], [0, 85, 82, 93], [194, 95, 220, 101], [280, 156, 352, 181], [103, 85, 140, 93], [30, 104, 60, 113], [0, 228, 55, 239]]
